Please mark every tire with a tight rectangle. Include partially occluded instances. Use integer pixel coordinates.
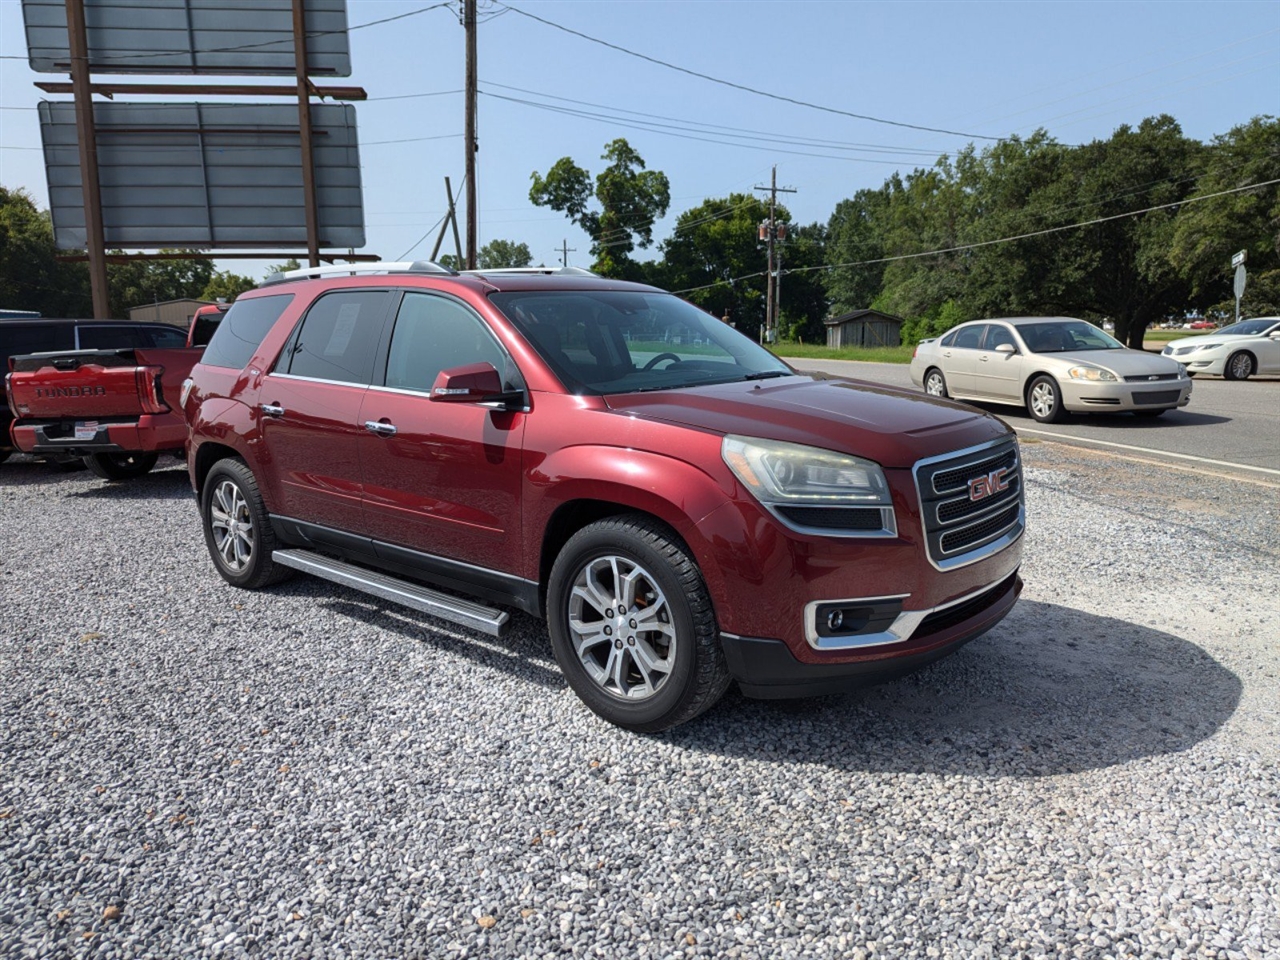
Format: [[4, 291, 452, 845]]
[[0, 449, 11, 465], [923, 368, 949, 399], [1185, 372, 1196, 378], [1026, 375, 1067, 423], [1131, 408, 1167, 418], [84, 451, 159, 480], [1223, 351, 1254, 381], [546, 515, 730, 732], [200, 459, 291, 590]]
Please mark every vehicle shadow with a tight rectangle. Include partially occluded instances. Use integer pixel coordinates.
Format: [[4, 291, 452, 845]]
[[315, 595, 565, 690], [669, 600, 1241, 778], [964, 402, 1232, 428], [67, 464, 192, 501]]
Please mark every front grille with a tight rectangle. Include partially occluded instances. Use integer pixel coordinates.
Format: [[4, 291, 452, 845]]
[[911, 572, 1019, 639], [1124, 373, 1179, 382], [1132, 389, 1181, 405], [775, 506, 888, 531], [914, 438, 1024, 569]]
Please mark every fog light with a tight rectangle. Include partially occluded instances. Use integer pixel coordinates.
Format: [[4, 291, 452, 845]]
[[827, 609, 844, 632]]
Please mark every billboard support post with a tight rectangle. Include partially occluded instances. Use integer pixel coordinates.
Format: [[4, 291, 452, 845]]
[[292, 0, 321, 268], [65, 0, 110, 318]]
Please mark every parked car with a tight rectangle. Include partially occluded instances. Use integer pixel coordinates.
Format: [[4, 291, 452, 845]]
[[2, 317, 191, 464], [185, 263, 1025, 731], [910, 317, 1191, 423], [1162, 317, 1280, 380], [1188, 320, 1217, 330]]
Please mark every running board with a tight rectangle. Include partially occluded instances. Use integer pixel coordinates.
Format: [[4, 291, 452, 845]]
[[272, 549, 510, 637]]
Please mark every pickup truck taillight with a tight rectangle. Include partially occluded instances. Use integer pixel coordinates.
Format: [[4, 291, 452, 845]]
[[136, 365, 170, 414], [4, 372, 17, 419]]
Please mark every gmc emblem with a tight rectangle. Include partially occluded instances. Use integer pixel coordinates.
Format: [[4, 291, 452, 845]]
[[968, 467, 1011, 502]]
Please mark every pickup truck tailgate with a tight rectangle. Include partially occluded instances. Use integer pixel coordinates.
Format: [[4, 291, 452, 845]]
[[7, 350, 151, 419]]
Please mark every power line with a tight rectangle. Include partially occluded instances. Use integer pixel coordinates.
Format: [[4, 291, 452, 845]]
[[671, 179, 1280, 294], [496, 3, 1006, 142]]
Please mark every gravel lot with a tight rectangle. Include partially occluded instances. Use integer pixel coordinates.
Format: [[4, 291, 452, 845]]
[[1, 444, 1277, 960]]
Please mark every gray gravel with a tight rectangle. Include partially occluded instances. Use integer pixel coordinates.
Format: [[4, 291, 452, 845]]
[[1, 445, 1277, 960]]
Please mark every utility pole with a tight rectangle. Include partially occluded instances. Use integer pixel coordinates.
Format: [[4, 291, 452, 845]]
[[556, 240, 576, 267], [754, 166, 796, 343], [463, 0, 478, 270], [66, 0, 109, 317], [292, 0, 320, 267]]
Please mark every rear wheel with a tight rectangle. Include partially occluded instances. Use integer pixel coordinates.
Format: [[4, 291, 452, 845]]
[[1224, 351, 1254, 381], [546, 515, 730, 732], [84, 451, 159, 481], [1026, 375, 1067, 423], [200, 459, 291, 589], [923, 368, 949, 399]]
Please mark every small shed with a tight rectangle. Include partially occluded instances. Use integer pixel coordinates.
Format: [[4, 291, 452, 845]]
[[127, 298, 214, 329], [824, 309, 904, 349]]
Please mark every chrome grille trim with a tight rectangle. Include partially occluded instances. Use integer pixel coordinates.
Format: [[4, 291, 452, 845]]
[[913, 436, 1025, 572]]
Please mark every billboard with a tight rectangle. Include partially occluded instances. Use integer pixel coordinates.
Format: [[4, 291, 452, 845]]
[[22, 0, 351, 76], [40, 100, 365, 249]]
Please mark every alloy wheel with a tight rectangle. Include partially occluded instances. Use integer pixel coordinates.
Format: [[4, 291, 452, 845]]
[[1030, 381, 1056, 419], [209, 479, 255, 573]]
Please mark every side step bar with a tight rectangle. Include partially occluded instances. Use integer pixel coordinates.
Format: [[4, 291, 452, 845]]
[[272, 548, 510, 637]]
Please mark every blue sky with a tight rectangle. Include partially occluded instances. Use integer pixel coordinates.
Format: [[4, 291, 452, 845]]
[[2, 0, 1278, 278]]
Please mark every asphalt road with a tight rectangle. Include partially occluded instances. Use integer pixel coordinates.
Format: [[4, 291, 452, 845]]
[[784, 357, 1280, 478]]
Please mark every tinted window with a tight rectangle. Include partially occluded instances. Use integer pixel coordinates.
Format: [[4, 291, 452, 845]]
[[202, 294, 294, 369], [940, 329, 958, 348], [953, 325, 984, 349], [142, 326, 188, 348], [984, 325, 1017, 351], [1, 324, 74, 363], [383, 293, 511, 393], [286, 291, 387, 385], [78, 325, 143, 349]]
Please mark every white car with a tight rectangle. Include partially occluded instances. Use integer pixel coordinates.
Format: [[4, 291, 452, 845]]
[[1162, 317, 1280, 380], [910, 317, 1191, 423]]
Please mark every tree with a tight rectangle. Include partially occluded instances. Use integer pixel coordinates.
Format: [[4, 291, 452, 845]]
[[106, 252, 214, 318], [478, 239, 532, 269], [266, 259, 301, 278], [825, 187, 890, 317], [1170, 115, 1280, 318], [0, 186, 91, 317], [530, 139, 670, 277], [201, 268, 256, 302]]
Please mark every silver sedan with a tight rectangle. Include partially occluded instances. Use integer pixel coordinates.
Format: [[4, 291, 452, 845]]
[[909, 317, 1192, 423]]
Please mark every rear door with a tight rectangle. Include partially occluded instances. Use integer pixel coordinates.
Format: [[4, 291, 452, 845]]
[[257, 290, 393, 535], [358, 290, 527, 574]]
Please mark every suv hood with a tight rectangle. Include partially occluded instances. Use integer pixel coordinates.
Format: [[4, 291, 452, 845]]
[[605, 374, 1010, 469]]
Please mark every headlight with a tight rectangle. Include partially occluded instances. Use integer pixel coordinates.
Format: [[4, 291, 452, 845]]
[[721, 436, 891, 505], [1067, 365, 1118, 382]]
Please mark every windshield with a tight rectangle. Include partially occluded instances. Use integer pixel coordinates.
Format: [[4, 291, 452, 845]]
[[1212, 319, 1278, 336], [1020, 320, 1123, 354], [489, 290, 793, 394]]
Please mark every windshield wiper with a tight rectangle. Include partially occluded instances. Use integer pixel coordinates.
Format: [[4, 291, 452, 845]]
[[741, 370, 793, 381]]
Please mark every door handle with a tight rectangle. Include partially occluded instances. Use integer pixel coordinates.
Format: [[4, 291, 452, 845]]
[[364, 420, 397, 436], [979, 356, 989, 362], [261, 403, 285, 417]]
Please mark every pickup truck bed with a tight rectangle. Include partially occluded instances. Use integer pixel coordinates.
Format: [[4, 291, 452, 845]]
[[6, 346, 202, 479]]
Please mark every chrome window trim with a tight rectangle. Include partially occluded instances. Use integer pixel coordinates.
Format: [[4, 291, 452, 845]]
[[913, 436, 1025, 573], [268, 372, 369, 389], [803, 574, 1013, 651], [765, 503, 898, 539], [365, 382, 532, 413]]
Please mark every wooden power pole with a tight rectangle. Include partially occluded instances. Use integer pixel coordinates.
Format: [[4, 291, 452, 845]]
[[755, 166, 796, 343], [463, 0, 477, 270]]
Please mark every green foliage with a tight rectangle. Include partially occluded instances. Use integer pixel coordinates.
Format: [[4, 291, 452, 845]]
[[201, 268, 256, 302], [266, 259, 301, 278], [107, 252, 214, 318], [478, 239, 533, 269], [0, 185, 91, 316], [530, 139, 670, 276]]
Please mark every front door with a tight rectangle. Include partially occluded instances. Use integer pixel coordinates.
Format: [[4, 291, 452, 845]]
[[971, 323, 1024, 401], [257, 289, 392, 534], [941, 324, 987, 394], [358, 291, 527, 575]]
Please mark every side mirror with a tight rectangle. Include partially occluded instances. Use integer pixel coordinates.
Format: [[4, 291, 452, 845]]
[[1269, 331, 1280, 341], [430, 362, 524, 410], [994, 343, 1017, 355]]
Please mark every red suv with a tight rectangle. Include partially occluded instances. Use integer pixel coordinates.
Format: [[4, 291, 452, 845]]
[[185, 263, 1024, 731]]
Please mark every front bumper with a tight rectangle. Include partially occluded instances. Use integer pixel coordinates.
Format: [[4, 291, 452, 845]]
[[1060, 378, 1191, 412], [11, 414, 186, 457], [722, 571, 1022, 697]]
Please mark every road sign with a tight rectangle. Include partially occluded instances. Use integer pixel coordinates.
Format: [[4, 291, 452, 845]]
[[1231, 250, 1247, 268], [1234, 265, 1247, 300]]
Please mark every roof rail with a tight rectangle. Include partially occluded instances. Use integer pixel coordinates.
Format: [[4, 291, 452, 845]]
[[262, 260, 456, 286], [460, 266, 599, 278]]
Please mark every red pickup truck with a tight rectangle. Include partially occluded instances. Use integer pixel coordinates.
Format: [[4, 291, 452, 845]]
[[5, 304, 226, 479]]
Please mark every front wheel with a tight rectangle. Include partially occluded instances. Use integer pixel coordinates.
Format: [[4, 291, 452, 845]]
[[84, 451, 158, 481], [923, 368, 949, 399], [1224, 351, 1254, 381], [1026, 375, 1067, 423], [200, 459, 291, 589], [546, 515, 730, 732]]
